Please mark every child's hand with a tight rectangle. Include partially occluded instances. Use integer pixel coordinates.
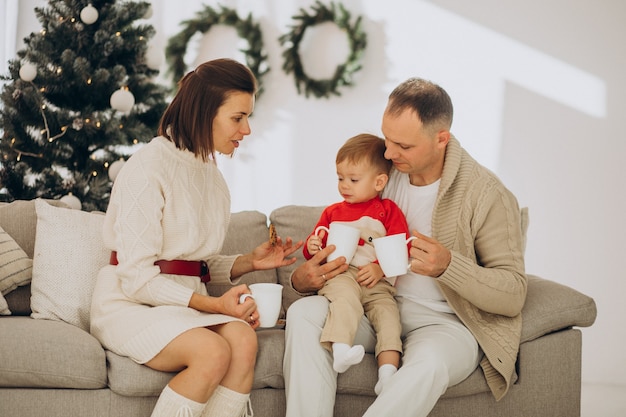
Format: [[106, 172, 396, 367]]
[[307, 235, 323, 255], [356, 263, 385, 288]]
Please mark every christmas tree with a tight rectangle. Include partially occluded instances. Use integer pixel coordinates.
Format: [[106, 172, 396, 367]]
[[0, 0, 169, 211]]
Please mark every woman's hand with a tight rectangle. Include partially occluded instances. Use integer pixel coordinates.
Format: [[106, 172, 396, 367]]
[[291, 245, 350, 293], [251, 235, 303, 270], [231, 235, 304, 278], [189, 284, 260, 329]]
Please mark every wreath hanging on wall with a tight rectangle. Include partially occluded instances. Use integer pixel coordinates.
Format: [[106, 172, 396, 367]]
[[279, 1, 367, 99], [165, 5, 269, 96]]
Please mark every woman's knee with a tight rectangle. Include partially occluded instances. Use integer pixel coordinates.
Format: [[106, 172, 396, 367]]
[[192, 330, 233, 375], [217, 321, 258, 366], [149, 328, 233, 383], [232, 322, 258, 363]]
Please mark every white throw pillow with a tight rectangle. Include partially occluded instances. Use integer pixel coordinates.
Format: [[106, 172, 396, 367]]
[[0, 226, 33, 315], [30, 199, 108, 331], [0, 296, 9, 315]]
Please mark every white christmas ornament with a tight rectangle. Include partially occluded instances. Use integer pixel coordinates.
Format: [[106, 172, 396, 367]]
[[108, 159, 126, 181], [60, 193, 82, 210], [19, 62, 37, 82], [145, 44, 164, 70], [110, 88, 135, 113], [80, 4, 99, 25]]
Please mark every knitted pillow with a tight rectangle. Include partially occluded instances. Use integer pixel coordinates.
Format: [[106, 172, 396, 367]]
[[30, 199, 108, 331], [0, 226, 33, 315]]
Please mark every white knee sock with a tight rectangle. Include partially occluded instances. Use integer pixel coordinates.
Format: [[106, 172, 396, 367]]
[[332, 342, 365, 373], [151, 384, 206, 417], [374, 364, 398, 395], [202, 385, 253, 417]]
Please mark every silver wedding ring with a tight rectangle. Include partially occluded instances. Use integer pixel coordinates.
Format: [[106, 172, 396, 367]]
[[322, 274, 327, 281]]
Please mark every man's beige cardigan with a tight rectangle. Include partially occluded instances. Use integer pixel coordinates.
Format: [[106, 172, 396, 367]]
[[432, 136, 527, 401]]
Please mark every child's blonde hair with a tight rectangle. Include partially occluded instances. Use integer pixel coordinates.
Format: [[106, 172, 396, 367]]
[[336, 134, 392, 175]]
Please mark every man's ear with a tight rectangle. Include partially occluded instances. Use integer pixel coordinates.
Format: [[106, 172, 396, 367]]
[[436, 130, 450, 149], [375, 173, 389, 192]]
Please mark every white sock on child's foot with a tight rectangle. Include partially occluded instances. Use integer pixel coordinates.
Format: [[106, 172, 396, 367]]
[[374, 364, 398, 395], [332, 343, 365, 373]]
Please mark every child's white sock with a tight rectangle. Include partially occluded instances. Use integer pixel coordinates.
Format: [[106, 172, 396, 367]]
[[332, 342, 365, 373], [374, 364, 398, 395]]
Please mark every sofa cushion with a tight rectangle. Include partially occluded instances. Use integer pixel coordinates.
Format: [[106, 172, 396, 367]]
[[0, 199, 68, 316], [106, 328, 287, 396], [269, 205, 325, 310], [0, 226, 33, 315], [0, 316, 107, 389], [520, 275, 597, 343], [106, 351, 173, 396], [30, 199, 108, 332], [0, 296, 8, 316]]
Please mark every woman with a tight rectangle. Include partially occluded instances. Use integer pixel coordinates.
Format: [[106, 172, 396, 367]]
[[90, 59, 301, 417]]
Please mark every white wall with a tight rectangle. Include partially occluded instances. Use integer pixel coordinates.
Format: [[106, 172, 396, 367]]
[[10, 0, 625, 387]]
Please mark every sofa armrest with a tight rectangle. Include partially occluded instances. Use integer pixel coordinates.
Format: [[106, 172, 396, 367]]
[[521, 274, 597, 343]]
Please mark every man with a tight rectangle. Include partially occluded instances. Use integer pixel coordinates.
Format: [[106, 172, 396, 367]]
[[283, 78, 527, 417]]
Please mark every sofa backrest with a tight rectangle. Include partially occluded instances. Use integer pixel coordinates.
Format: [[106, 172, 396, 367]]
[[269, 205, 325, 311], [209, 210, 278, 296]]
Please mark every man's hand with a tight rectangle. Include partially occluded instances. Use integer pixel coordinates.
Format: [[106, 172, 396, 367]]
[[408, 231, 451, 277], [291, 245, 349, 293]]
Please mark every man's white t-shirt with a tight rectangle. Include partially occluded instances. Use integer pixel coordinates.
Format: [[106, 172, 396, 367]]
[[382, 170, 453, 313]]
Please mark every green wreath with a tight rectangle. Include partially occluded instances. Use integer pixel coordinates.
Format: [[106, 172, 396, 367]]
[[279, 1, 367, 99], [165, 5, 269, 96]]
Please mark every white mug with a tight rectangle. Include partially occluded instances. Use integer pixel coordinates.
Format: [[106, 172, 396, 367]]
[[239, 283, 283, 328], [373, 233, 417, 277], [315, 223, 361, 263]]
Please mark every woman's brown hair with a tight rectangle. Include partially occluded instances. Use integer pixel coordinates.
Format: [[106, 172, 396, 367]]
[[157, 58, 257, 161]]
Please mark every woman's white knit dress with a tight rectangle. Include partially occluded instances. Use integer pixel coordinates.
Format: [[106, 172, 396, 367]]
[[90, 136, 244, 364]]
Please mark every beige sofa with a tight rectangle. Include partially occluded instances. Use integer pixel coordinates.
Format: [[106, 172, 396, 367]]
[[0, 199, 597, 417]]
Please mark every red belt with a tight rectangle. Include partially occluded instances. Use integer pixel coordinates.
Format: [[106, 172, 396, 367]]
[[109, 251, 210, 283]]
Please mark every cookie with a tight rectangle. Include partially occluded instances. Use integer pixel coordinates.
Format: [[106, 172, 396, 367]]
[[269, 223, 277, 245]]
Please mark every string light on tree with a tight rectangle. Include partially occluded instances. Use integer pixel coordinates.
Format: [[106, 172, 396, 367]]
[[80, 4, 99, 25], [110, 87, 135, 113]]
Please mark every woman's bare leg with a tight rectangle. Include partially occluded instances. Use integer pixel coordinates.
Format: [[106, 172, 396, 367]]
[[211, 321, 258, 393], [145, 324, 240, 402]]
